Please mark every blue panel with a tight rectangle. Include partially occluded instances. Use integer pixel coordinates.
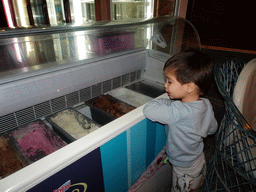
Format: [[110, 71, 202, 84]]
[[155, 123, 166, 156], [100, 131, 128, 192], [146, 119, 156, 168], [100, 119, 166, 192], [129, 120, 147, 186]]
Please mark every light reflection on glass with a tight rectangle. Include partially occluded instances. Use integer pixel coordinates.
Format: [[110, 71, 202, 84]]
[[24, 37, 37, 65], [73, 31, 91, 60], [146, 27, 152, 49], [52, 34, 63, 61], [146, 0, 153, 19], [71, 0, 83, 25], [3, 0, 161, 28], [76, 34, 86, 60], [21, 67, 29, 72], [32, 65, 42, 70], [13, 38, 22, 63], [60, 35, 71, 61], [47, 0, 58, 25], [112, 0, 154, 21], [14, 0, 30, 27], [25, 37, 32, 53], [3, 0, 15, 28]]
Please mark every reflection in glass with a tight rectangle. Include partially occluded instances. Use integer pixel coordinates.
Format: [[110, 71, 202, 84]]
[[53, 0, 65, 25], [4, 0, 157, 27], [38, 38, 56, 63], [47, 0, 58, 25], [112, 0, 153, 21], [11, 0, 65, 27], [52, 34, 63, 61], [12, 0, 30, 27], [13, 38, 22, 64], [2, 0, 15, 28], [81, 0, 95, 22], [149, 17, 201, 56], [75, 32, 91, 60], [70, 0, 83, 24], [60, 34, 71, 60], [52, 32, 92, 62], [30, 0, 48, 25], [69, 0, 95, 24], [24, 37, 38, 65], [0, 17, 201, 85]]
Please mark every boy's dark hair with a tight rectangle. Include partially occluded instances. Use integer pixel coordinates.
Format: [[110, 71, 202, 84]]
[[163, 50, 213, 96]]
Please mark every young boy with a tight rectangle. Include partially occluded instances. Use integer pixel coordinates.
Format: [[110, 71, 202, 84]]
[[143, 50, 218, 192]]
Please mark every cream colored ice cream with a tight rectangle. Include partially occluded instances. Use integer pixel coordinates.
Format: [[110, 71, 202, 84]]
[[50, 109, 99, 139]]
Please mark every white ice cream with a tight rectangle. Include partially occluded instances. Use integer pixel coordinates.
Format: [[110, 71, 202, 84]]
[[51, 110, 99, 139]]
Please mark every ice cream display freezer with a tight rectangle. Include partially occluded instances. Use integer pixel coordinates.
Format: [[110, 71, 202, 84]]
[[0, 16, 200, 192]]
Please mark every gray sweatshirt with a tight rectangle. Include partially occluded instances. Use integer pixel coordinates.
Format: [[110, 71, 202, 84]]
[[143, 98, 218, 168]]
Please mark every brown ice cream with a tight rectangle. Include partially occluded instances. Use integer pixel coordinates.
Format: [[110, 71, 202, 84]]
[[0, 136, 27, 179], [90, 95, 135, 118]]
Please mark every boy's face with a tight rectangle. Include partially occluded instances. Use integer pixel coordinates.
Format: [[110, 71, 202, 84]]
[[164, 70, 189, 101]]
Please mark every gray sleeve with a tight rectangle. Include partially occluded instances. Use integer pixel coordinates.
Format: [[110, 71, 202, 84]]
[[143, 99, 182, 125], [208, 116, 218, 135]]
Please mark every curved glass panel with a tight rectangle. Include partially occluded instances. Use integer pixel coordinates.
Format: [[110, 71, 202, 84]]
[[0, 16, 200, 84], [148, 16, 201, 58]]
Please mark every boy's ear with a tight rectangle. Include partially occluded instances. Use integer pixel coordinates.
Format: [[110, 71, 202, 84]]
[[185, 82, 198, 93]]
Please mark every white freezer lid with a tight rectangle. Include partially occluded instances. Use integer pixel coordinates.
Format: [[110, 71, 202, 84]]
[[0, 93, 169, 192]]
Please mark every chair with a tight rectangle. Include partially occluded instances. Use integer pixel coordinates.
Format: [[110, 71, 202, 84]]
[[202, 59, 256, 191]]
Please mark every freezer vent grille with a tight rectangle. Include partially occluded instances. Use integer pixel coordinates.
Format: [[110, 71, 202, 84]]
[[16, 107, 35, 126], [51, 96, 66, 113], [0, 113, 17, 133], [137, 70, 141, 79], [113, 76, 121, 89], [80, 87, 91, 101], [0, 70, 141, 134], [130, 71, 136, 82], [92, 84, 102, 98], [122, 74, 130, 86], [34, 101, 51, 119], [103, 80, 112, 93], [66, 91, 79, 107]]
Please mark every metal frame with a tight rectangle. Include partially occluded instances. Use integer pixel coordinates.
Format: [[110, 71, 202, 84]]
[[203, 59, 256, 191]]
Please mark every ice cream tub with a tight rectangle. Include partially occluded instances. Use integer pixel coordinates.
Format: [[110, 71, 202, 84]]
[[46, 108, 101, 143], [85, 94, 136, 125], [9, 120, 67, 163], [0, 133, 28, 179], [89, 31, 135, 55], [107, 87, 153, 107]]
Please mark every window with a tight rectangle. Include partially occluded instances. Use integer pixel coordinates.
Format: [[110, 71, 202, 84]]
[[111, 0, 154, 21], [47, 0, 65, 25], [2, 0, 162, 28], [12, 0, 30, 27], [69, 0, 95, 24]]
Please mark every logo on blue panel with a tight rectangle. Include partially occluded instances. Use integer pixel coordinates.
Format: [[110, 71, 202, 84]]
[[54, 180, 71, 192], [53, 180, 88, 192]]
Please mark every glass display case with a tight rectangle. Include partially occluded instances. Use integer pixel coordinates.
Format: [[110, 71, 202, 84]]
[[0, 16, 200, 192], [0, 16, 200, 83]]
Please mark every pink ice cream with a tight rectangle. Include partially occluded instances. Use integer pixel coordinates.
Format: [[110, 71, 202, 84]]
[[11, 121, 67, 162]]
